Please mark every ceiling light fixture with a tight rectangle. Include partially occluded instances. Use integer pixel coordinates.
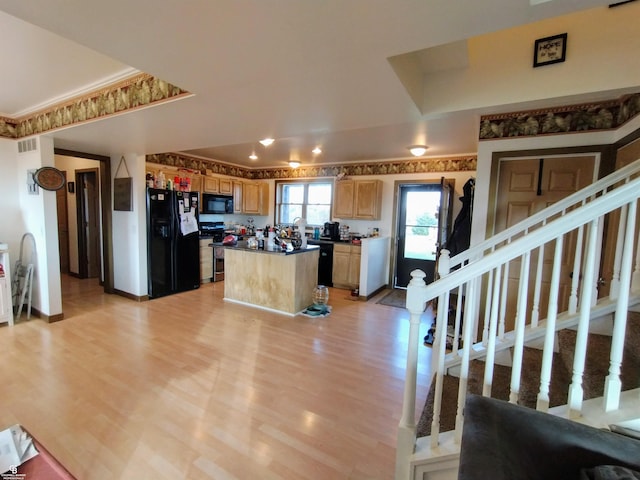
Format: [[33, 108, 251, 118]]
[[259, 138, 274, 147], [289, 161, 301, 168], [249, 152, 258, 160], [312, 147, 322, 155], [408, 145, 429, 156]]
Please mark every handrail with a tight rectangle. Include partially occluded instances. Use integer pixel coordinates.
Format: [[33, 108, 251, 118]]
[[417, 175, 640, 305], [450, 158, 640, 268], [396, 159, 640, 480]]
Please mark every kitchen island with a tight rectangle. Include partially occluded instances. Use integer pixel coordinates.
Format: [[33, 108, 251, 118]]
[[223, 243, 320, 315]]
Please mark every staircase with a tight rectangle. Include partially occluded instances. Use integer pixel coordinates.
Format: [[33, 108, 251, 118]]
[[395, 158, 640, 480]]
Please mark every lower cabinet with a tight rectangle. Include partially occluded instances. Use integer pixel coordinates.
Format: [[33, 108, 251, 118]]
[[332, 243, 361, 290], [200, 239, 213, 282]]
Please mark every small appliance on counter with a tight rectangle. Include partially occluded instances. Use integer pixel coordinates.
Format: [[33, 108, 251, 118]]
[[323, 221, 340, 240], [199, 221, 225, 242]]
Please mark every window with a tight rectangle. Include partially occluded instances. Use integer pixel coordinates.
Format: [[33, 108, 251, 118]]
[[276, 180, 332, 226]]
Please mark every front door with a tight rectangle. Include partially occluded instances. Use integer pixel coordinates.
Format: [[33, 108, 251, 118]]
[[394, 181, 452, 288]]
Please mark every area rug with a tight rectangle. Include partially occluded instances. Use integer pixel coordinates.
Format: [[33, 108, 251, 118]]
[[376, 289, 406, 308]]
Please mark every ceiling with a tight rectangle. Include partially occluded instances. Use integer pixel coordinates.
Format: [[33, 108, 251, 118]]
[[0, 0, 622, 169]]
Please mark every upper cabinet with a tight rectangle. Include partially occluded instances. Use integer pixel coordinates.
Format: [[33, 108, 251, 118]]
[[219, 178, 233, 195], [333, 179, 383, 220], [233, 181, 243, 214], [242, 182, 269, 215], [203, 175, 233, 195], [203, 176, 219, 194]]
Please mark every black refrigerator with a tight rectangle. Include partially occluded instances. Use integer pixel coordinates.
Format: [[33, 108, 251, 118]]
[[147, 188, 200, 298]]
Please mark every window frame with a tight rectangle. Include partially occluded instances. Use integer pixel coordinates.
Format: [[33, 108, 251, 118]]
[[275, 179, 333, 227]]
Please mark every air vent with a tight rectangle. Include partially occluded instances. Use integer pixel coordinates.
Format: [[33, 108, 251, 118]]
[[17, 138, 38, 154]]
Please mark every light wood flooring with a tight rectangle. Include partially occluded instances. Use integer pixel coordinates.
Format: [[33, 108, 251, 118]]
[[0, 277, 433, 479]]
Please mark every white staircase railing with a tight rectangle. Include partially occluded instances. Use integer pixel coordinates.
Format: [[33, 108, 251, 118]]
[[395, 159, 640, 480]]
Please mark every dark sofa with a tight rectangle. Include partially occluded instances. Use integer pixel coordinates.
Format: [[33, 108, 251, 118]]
[[458, 395, 640, 480]]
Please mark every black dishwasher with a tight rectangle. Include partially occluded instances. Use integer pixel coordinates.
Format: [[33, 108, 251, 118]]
[[316, 242, 333, 287]]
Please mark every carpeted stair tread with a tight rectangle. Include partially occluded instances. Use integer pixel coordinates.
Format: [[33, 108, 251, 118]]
[[416, 311, 640, 438]]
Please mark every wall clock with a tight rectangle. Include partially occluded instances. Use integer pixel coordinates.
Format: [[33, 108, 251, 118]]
[[533, 33, 567, 68], [33, 167, 66, 191]]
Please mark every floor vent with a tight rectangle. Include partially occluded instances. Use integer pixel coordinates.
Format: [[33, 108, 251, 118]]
[[18, 138, 38, 154]]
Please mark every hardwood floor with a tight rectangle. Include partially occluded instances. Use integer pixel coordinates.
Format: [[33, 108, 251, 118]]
[[0, 277, 433, 479]]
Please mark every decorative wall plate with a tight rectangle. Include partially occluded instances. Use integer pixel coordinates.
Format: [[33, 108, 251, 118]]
[[33, 167, 66, 191]]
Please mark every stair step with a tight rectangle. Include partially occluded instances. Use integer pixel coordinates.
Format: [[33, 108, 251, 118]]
[[416, 310, 640, 438]]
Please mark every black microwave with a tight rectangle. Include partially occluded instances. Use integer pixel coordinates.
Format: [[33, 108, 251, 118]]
[[202, 194, 233, 214]]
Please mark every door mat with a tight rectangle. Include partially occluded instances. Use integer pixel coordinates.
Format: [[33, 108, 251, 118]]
[[376, 289, 406, 309]]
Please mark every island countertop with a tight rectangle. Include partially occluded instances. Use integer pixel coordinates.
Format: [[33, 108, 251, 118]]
[[223, 244, 319, 315], [224, 241, 319, 255]]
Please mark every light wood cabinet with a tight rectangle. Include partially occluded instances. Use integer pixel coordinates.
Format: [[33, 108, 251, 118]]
[[199, 239, 213, 283], [233, 181, 243, 214], [219, 178, 233, 195], [333, 179, 382, 220], [332, 243, 361, 289], [242, 182, 269, 215], [203, 176, 219, 194], [333, 181, 355, 218], [203, 175, 233, 195]]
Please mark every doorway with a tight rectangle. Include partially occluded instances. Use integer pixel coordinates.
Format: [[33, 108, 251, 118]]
[[56, 171, 70, 274], [54, 148, 113, 294], [76, 168, 101, 278], [394, 180, 453, 288]]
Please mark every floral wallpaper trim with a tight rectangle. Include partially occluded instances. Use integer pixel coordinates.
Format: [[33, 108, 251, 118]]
[[479, 92, 640, 140], [0, 73, 189, 139], [146, 152, 477, 180]]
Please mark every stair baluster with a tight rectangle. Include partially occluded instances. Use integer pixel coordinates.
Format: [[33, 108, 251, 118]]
[[568, 218, 600, 418], [604, 199, 637, 411]]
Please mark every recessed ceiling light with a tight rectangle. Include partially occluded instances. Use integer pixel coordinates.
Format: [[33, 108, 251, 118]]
[[407, 145, 429, 157], [259, 138, 274, 147], [249, 153, 258, 160], [312, 147, 322, 155], [289, 161, 301, 168]]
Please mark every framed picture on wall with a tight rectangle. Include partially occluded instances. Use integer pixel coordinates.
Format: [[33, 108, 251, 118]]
[[533, 33, 567, 68]]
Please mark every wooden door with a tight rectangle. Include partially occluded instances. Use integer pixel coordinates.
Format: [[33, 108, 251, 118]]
[[494, 156, 595, 331], [76, 169, 101, 279], [600, 137, 640, 297], [56, 171, 70, 273]]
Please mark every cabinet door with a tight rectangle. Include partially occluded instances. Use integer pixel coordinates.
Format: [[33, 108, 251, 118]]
[[354, 180, 382, 219], [199, 241, 213, 281], [203, 176, 219, 194], [332, 248, 350, 286], [233, 182, 243, 213], [334, 180, 354, 218], [348, 248, 361, 286], [219, 178, 233, 195], [242, 182, 260, 214]]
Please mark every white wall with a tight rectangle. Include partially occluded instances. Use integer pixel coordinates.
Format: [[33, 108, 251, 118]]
[[9, 136, 62, 317], [112, 153, 147, 296], [0, 138, 24, 259], [423, 5, 640, 115]]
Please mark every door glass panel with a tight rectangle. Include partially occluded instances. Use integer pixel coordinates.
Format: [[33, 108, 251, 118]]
[[403, 191, 441, 261]]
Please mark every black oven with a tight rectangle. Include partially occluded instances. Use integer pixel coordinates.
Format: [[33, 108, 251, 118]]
[[202, 194, 233, 214], [200, 221, 225, 242]]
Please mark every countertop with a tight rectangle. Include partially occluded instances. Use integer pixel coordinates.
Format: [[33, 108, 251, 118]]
[[224, 241, 320, 256]]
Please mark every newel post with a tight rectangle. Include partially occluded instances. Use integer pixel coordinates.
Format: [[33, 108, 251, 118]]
[[395, 269, 427, 480]]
